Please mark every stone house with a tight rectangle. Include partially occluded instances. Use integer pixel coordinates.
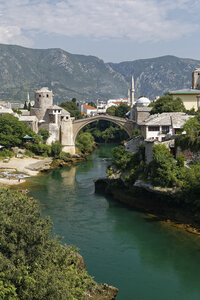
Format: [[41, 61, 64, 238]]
[[140, 112, 192, 142]]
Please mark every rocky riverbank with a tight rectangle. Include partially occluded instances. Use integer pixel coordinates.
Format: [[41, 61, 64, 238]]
[[95, 178, 200, 234], [0, 155, 87, 186]]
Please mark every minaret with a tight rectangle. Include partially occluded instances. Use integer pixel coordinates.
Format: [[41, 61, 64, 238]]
[[128, 88, 131, 105], [26, 92, 30, 105], [130, 75, 135, 107]]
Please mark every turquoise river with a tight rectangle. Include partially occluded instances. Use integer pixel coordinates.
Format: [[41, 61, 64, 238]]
[[26, 144, 200, 300]]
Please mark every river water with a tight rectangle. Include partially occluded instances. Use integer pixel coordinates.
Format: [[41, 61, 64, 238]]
[[26, 144, 200, 300]]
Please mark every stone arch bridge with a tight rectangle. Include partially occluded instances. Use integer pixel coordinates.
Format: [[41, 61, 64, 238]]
[[61, 114, 135, 154], [73, 114, 135, 143]]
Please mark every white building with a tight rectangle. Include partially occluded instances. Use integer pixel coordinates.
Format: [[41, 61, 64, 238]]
[[0, 105, 16, 116], [81, 103, 97, 116], [141, 112, 192, 142]]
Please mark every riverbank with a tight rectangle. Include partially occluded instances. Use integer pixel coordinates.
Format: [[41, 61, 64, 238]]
[[0, 155, 88, 186], [95, 178, 200, 234], [0, 157, 53, 186]]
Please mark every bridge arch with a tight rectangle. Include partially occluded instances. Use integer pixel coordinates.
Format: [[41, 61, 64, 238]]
[[72, 114, 135, 143]]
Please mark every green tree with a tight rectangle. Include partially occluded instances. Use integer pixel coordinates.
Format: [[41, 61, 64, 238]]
[[150, 95, 185, 114], [76, 132, 94, 153], [88, 101, 96, 108], [183, 117, 200, 136], [0, 188, 97, 299], [150, 144, 178, 187], [106, 103, 130, 118], [115, 103, 130, 118], [38, 129, 50, 143], [106, 105, 116, 116], [0, 114, 34, 147], [102, 127, 115, 142], [60, 99, 82, 119], [51, 141, 62, 157]]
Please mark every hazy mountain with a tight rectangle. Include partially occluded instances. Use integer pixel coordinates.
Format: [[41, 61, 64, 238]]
[[0, 44, 200, 103], [0, 44, 128, 103], [109, 55, 200, 99]]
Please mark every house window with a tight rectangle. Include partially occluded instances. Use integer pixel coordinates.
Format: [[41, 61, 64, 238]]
[[39, 94, 41, 97], [162, 126, 169, 134], [148, 126, 159, 131]]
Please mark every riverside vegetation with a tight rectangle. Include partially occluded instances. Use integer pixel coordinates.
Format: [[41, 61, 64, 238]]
[[0, 113, 117, 299], [0, 188, 118, 299], [104, 113, 200, 227]]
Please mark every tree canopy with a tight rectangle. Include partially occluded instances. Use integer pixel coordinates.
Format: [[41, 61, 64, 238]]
[[76, 132, 95, 153], [60, 99, 82, 119], [83, 120, 128, 143], [150, 95, 185, 114], [106, 103, 130, 118], [0, 114, 34, 147], [0, 188, 97, 299]]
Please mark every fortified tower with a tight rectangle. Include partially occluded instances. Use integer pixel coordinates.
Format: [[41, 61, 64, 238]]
[[30, 87, 53, 121], [192, 69, 200, 90]]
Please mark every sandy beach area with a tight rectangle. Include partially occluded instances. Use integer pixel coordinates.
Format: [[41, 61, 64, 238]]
[[0, 156, 52, 186]]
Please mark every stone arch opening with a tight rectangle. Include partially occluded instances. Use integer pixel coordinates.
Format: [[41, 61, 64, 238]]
[[73, 116, 132, 144]]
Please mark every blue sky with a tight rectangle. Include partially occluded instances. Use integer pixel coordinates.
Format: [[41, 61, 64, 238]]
[[0, 0, 199, 62]]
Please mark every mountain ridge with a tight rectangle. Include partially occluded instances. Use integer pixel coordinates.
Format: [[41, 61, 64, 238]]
[[0, 43, 200, 103]]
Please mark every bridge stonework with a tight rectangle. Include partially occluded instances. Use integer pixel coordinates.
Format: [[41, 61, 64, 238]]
[[61, 114, 135, 154]]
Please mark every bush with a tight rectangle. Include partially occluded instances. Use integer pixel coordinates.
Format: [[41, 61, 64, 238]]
[[176, 154, 185, 168], [0, 149, 14, 159], [31, 143, 51, 156], [25, 149, 34, 157], [38, 129, 50, 143], [149, 144, 179, 187], [132, 129, 141, 136], [58, 151, 72, 160], [51, 142, 62, 157]]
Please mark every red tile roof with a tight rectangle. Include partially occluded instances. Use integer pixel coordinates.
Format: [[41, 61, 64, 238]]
[[82, 104, 96, 110]]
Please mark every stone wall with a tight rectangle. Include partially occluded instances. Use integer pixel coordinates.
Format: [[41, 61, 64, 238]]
[[176, 146, 200, 163]]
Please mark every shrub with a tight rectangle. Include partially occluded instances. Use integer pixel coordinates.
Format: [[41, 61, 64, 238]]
[[38, 129, 50, 143], [0, 149, 14, 159], [51, 142, 62, 157], [59, 151, 72, 160], [31, 143, 51, 156], [176, 154, 185, 168], [149, 144, 179, 187], [24, 149, 34, 157]]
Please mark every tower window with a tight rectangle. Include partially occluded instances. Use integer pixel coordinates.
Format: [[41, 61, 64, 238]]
[[39, 94, 41, 97], [47, 94, 49, 97]]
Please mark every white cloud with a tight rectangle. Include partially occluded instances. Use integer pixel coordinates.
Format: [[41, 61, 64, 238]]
[[0, 0, 198, 46]]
